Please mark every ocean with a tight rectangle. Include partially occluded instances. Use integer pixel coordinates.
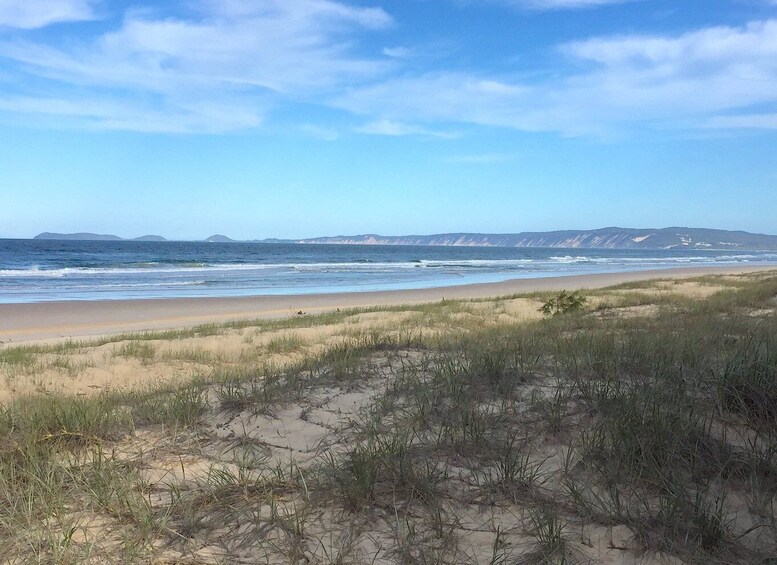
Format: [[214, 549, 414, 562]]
[[0, 239, 775, 303]]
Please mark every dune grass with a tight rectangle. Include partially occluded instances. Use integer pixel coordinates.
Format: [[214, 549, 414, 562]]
[[0, 272, 776, 562]]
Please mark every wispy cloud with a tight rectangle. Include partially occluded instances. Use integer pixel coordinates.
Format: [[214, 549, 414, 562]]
[[560, 20, 777, 122], [0, 0, 98, 29], [356, 119, 459, 138], [1, 2, 775, 138], [0, 0, 392, 132], [523, 0, 636, 8], [336, 19, 777, 136], [335, 72, 562, 132], [0, 94, 264, 133], [464, 0, 637, 10], [382, 46, 414, 59]]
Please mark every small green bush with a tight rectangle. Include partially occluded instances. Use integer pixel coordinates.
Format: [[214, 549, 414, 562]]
[[539, 291, 587, 316]]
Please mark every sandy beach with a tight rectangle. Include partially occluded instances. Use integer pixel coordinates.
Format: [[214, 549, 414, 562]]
[[0, 265, 774, 344]]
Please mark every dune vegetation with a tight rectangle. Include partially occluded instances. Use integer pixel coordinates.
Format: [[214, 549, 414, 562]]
[[1, 271, 777, 563]]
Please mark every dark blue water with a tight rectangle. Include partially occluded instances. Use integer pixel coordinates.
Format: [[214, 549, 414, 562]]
[[0, 239, 775, 303]]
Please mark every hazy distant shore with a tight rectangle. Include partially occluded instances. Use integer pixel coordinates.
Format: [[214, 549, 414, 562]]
[[29, 226, 777, 250], [1, 265, 774, 344]]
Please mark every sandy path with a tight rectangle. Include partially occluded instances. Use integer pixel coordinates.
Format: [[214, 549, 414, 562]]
[[1, 265, 773, 343]]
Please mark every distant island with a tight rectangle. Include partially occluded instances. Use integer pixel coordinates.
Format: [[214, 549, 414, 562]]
[[34, 232, 168, 242], [203, 234, 235, 243], [31, 227, 777, 250], [34, 232, 127, 241]]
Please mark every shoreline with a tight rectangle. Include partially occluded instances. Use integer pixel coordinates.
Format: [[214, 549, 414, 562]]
[[1, 265, 774, 344]]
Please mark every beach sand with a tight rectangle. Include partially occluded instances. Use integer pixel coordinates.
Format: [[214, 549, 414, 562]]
[[0, 265, 773, 344]]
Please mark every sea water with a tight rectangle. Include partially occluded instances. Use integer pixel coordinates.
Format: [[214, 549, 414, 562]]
[[0, 239, 775, 303]]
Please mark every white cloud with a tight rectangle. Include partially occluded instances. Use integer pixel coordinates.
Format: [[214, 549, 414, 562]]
[[524, 0, 635, 7], [356, 119, 459, 138], [35, 0, 391, 94], [560, 20, 777, 120], [382, 46, 414, 59], [197, 0, 391, 29], [0, 0, 391, 132], [336, 73, 557, 132], [0, 94, 264, 133], [0, 0, 97, 29], [336, 20, 777, 136], [1, 2, 775, 138], [563, 20, 777, 67], [469, 0, 637, 10]]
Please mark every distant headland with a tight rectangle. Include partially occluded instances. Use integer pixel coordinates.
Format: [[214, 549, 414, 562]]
[[32, 227, 777, 251]]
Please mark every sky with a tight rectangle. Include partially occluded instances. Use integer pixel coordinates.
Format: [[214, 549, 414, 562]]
[[0, 0, 776, 240]]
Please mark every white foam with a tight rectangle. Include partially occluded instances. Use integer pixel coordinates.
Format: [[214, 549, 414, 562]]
[[0, 253, 774, 281]]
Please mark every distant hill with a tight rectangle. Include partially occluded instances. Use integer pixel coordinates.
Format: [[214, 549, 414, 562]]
[[31, 227, 777, 250], [204, 234, 235, 243], [274, 227, 777, 251], [34, 232, 123, 241], [34, 232, 167, 242]]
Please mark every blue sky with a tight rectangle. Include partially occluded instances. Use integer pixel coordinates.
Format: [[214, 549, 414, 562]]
[[0, 0, 775, 240]]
